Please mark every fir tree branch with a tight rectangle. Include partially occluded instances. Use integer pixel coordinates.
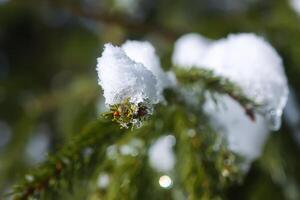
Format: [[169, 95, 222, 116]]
[[87, 105, 178, 199], [174, 67, 260, 120], [173, 107, 243, 199], [10, 100, 246, 199], [10, 119, 123, 200], [9, 67, 260, 199], [103, 129, 153, 199]]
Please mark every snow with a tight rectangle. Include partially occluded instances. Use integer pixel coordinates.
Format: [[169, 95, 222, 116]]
[[204, 95, 269, 165], [172, 33, 288, 130], [290, 0, 300, 15], [97, 43, 159, 105], [25, 124, 50, 164], [173, 33, 289, 165], [122, 40, 176, 90], [148, 135, 176, 172], [172, 33, 211, 68], [201, 33, 289, 130], [97, 173, 110, 188]]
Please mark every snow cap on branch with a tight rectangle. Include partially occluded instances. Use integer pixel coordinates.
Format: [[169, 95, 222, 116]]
[[202, 34, 288, 166], [202, 33, 289, 130], [97, 43, 159, 106], [173, 33, 289, 166], [172, 33, 211, 68], [122, 40, 176, 90], [173, 33, 288, 130], [204, 96, 269, 168]]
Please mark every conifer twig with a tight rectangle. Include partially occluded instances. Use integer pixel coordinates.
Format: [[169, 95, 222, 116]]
[[11, 119, 123, 200], [174, 67, 260, 120]]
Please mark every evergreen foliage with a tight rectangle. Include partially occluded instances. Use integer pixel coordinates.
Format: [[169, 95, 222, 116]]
[[1, 0, 300, 200]]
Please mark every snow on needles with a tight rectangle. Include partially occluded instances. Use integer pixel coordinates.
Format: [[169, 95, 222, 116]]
[[173, 33, 289, 165], [148, 135, 176, 172], [172, 33, 211, 68], [202, 34, 289, 131], [290, 0, 300, 15], [204, 96, 270, 167], [97, 42, 175, 106], [122, 40, 176, 90], [97, 44, 154, 106]]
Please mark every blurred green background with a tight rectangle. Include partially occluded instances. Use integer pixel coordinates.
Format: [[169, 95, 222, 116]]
[[1, 0, 300, 199]]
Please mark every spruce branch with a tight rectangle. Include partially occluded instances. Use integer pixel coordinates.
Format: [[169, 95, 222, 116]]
[[10, 98, 247, 199], [173, 108, 243, 199], [174, 67, 260, 120], [10, 67, 262, 199], [103, 98, 153, 129], [102, 126, 155, 199], [10, 119, 123, 200]]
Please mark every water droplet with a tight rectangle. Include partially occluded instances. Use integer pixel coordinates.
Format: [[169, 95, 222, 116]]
[[159, 175, 172, 188]]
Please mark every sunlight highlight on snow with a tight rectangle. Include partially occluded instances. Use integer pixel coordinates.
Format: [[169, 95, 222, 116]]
[[159, 175, 172, 188]]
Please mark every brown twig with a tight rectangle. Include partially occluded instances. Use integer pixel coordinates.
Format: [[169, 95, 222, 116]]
[[63, 4, 183, 41]]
